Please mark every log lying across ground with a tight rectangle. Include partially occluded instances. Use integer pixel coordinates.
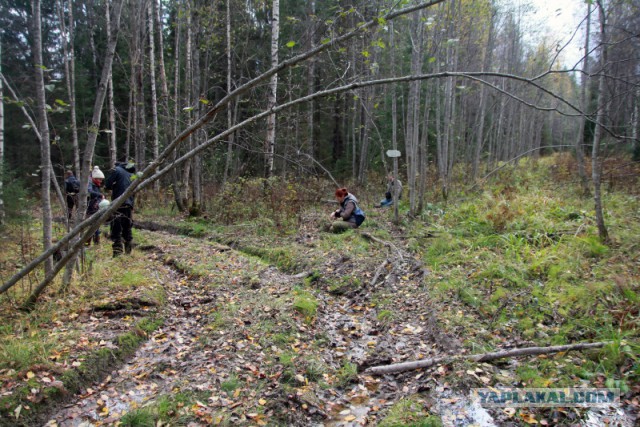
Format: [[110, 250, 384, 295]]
[[365, 342, 608, 376]]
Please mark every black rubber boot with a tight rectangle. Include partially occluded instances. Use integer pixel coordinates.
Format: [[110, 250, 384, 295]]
[[112, 242, 124, 257], [124, 242, 132, 254]]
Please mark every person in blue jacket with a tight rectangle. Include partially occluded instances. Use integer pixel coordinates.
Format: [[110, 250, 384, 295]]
[[104, 161, 135, 257]]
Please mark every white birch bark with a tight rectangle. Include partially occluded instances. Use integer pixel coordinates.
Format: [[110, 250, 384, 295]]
[[223, 0, 234, 185], [148, 0, 160, 191], [107, 0, 117, 169], [265, 0, 280, 178], [32, 0, 54, 275], [181, 1, 193, 208], [306, 0, 316, 160]]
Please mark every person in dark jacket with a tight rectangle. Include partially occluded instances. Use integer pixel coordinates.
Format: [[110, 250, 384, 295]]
[[380, 174, 403, 207], [64, 170, 80, 221], [329, 187, 365, 233], [86, 166, 105, 245], [104, 161, 135, 257]]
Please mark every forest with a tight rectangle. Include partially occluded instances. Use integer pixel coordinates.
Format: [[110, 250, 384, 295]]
[[0, 0, 639, 425]]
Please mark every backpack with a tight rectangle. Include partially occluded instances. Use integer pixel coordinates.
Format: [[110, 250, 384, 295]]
[[344, 195, 366, 227], [354, 204, 366, 227], [66, 177, 80, 194]]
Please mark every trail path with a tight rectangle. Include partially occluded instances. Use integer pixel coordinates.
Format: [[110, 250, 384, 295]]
[[45, 226, 633, 426]]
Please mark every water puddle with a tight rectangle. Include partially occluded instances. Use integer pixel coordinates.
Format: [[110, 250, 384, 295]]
[[46, 274, 208, 426]]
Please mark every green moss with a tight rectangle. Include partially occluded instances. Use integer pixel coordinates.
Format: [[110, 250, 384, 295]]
[[378, 396, 442, 427], [292, 289, 319, 324]]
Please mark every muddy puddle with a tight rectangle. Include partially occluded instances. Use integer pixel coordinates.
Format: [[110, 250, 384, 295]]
[[46, 269, 209, 426]]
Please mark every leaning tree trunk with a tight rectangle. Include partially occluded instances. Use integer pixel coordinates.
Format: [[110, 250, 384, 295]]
[[32, 0, 54, 276], [50, 0, 125, 304], [264, 0, 280, 178], [591, 1, 609, 243]]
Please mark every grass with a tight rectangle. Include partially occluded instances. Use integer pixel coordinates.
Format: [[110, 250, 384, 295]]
[[1, 155, 638, 425], [292, 287, 319, 324], [378, 396, 442, 427], [419, 160, 640, 391]]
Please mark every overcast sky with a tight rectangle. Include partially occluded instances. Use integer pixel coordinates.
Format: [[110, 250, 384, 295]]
[[508, 0, 587, 69]]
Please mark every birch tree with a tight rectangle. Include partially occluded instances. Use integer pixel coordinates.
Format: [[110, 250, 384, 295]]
[[32, 0, 54, 275], [265, 0, 280, 178], [406, 9, 426, 213], [106, 0, 117, 170], [148, 0, 160, 191], [223, 0, 235, 185]]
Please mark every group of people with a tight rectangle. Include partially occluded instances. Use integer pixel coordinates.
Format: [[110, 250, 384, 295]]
[[67, 166, 400, 241], [328, 174, 402, 233], [64, 161, 136, 257]]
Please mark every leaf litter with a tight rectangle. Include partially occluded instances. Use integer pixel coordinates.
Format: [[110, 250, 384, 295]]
[[39, 221, 636, 426]]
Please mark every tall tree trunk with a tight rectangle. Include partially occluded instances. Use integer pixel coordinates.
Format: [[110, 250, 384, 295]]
[[306, 0, 316, 161], [592, 1, 609, 243], [390, 20, 400, 223], [191, 3, 202, 214], [223, 0, 235, 185], [418, 83, 432, 213], [575, 2, 591, 194], [171, 4, 186, 212], [181, 0, 193, 209], [633, 86, 640, 160], [406, 10, 424, 214], [37, 0, 124, 306], [57, 0, 80, 174], [472, 12, 494, 181], [0, 41, 4, 226], [155, 0, 170, 122], [32, 0, 54, 275], [148, 0, 160, 191], [107, 0, 117, 169], [135, 1, 147, 171], [265, 0, 280, 178]]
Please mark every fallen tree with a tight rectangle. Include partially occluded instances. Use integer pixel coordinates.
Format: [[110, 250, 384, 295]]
[[365, 341, 608, 376]]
